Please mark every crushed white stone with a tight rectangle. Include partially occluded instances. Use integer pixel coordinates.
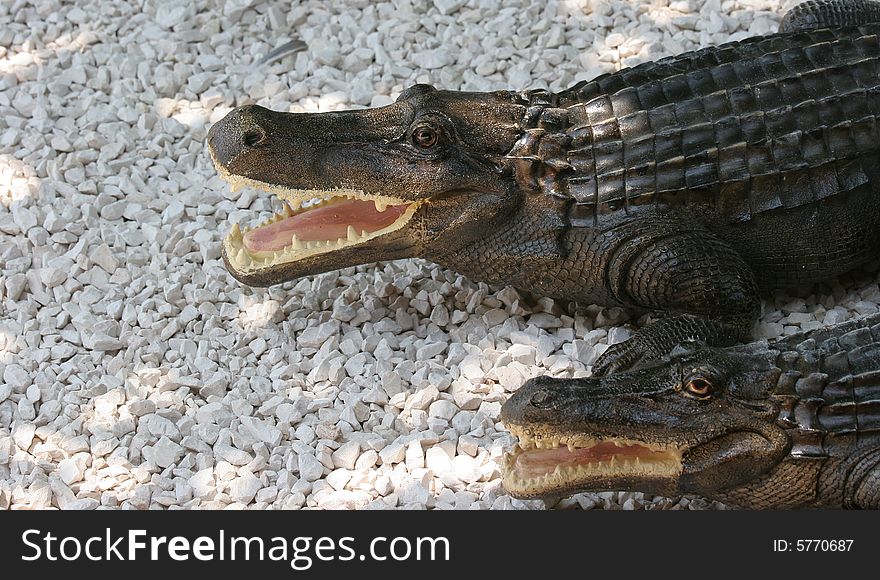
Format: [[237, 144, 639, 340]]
[[0, 0, 856, 510]]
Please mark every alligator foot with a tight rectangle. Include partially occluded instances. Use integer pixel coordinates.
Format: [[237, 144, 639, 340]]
[[591, 314, 750, 376], [592, 335, 657, 376]]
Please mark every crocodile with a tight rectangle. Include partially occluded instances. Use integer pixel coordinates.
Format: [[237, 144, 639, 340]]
[[500, 312, 880, 509], [208, 0, 880, 375]]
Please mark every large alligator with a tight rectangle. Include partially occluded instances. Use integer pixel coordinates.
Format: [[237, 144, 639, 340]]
[[208, 0, 880, 376], [500, 312, 880, 509]]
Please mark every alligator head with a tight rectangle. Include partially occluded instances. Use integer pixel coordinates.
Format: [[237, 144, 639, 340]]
[[500, 343, 791, 500], [207, 85, 527, 286]]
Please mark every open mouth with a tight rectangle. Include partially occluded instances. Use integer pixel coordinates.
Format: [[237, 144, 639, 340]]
[[502, 426, 683, 497], [212, 153, 420, 274]]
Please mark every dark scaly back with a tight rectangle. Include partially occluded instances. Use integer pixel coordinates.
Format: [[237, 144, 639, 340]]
[[782, 0, 880, 32], [507, 25, 880, 225], [772, 313, 880, 462]]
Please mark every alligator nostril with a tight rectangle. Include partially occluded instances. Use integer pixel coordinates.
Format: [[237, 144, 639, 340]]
[[530, 390, 551, 406], [243, 129, 265, 148]]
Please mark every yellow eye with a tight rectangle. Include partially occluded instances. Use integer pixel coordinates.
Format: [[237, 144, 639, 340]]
[[685, 378, 713, 398], [413, 127, 439, 148]]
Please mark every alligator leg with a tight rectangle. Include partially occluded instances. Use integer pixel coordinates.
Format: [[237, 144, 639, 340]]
[[591, 221, 759, 376], [781, 0, 880, 32], [843, 448, 880, 508], [852, 465, 880, 508]]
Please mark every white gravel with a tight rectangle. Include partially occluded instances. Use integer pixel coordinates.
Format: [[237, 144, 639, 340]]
[[0, 0, 871, 510]]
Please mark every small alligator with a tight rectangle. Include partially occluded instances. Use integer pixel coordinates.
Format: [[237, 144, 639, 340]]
[[500, 312, 880, 509], [208, 0, 880, 375]]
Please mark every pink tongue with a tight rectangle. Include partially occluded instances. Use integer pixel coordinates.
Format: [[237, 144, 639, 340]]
[[243, 199, 410, 253], [514, 442, 659, 478]]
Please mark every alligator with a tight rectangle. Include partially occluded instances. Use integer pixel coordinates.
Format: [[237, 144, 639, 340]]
[[500, 312, 880, 509], [208, 0, 880, 375]]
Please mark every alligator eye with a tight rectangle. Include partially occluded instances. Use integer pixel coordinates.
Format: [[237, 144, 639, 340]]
[[685, 377, 713, 398], [412, 127, 439, 148]]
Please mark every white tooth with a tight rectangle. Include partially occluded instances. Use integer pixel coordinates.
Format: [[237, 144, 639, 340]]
[[273, 250, 281, 261], [283, 203, 294, 217], [236, 249, 248, 265], [361, 229, 369, 238], [346, 225, 358, 241], [374, 198, 388, 213], [231, 223, 241, 239], [291, 235, 302, 249]]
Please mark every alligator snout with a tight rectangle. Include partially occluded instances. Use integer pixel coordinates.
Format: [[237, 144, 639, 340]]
[[501, 376, 554, 425], [207, 105, 274, 169], [501, 375, 598, 428]]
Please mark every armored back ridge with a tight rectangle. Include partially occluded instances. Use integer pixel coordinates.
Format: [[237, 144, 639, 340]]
[[508, 26, 880, 226]]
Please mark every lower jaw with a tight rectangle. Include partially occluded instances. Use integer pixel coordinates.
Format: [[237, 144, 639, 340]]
[[501, 445, 683, 498], [501, 466, 681, 499]]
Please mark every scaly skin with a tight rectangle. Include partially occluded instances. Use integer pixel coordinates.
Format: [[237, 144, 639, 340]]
[[208, 0, 880, 374], [500, 313, 880, 508]]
